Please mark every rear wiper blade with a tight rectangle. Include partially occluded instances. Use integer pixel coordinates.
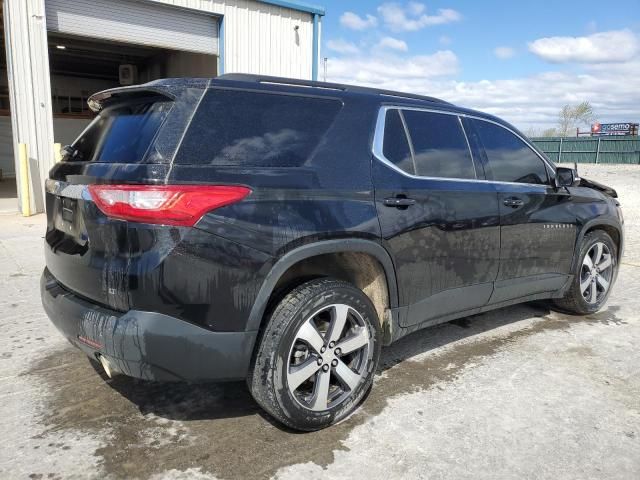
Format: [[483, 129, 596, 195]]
[[61, 145, 84, 161]]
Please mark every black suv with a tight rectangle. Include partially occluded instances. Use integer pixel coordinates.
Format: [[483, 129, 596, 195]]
[[41, 74, 624, 431]]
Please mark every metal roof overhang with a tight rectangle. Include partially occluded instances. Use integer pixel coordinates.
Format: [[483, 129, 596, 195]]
[[256, 0, 325, 16]]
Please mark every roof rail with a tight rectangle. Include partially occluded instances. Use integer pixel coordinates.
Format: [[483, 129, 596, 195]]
[[216, 74, 450, 105]]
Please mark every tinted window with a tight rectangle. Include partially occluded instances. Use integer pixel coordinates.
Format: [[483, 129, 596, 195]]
[[176, 90, 342, 166], [473, 120, 549, 185], [402, 110, 476, 179], [68, 100, 171, 163], [382, 110, 414, 174]]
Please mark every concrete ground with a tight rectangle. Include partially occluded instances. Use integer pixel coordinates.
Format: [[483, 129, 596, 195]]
[[1, 164, 639, 480]]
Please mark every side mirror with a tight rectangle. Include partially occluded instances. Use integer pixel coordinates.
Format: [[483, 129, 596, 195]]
[[554, 167, 580, 188]]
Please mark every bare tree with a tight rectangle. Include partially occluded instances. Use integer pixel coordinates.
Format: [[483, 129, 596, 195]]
[[524, 127, 559, 138], [524, 127, 540, 138], [558, 101, 595, 137]]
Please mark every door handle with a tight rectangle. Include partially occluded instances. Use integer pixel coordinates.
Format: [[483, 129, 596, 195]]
[[383, 196, 416, 208], [503, 197, 524, 208]]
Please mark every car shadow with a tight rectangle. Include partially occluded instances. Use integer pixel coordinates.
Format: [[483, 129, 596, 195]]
[[98, 301, 555, 427], [91, 360, 262, 422]]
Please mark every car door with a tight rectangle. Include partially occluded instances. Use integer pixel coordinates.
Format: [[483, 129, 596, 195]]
[[372, 107, 501, 328], [465, 118, 578, 304]]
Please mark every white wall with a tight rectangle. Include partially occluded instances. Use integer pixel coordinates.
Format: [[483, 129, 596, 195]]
[[151, 0, 315, 79], [3, 0, 54, 213]]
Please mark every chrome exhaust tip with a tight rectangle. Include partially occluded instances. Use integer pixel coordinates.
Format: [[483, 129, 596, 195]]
[[98, 355, 114, 379]]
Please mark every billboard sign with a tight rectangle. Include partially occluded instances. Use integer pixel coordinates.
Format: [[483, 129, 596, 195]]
[[591, 122, 639, 136]]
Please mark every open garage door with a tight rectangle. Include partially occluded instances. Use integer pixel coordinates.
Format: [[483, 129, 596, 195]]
[[43, 0, 219, 156], [45, 0, 219, 55]]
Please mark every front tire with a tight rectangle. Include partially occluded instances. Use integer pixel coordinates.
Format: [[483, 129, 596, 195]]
[[248, 278, 381, 431], [554, 230, 618, 315]]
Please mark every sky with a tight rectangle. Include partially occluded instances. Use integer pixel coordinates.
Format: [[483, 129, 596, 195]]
[[317, 0, 640, 132]]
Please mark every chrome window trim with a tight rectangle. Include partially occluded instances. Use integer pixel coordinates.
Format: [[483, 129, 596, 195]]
[[397, 109, 418, 175], [372, 105, 556, 187], [457, 115, 478, 178]]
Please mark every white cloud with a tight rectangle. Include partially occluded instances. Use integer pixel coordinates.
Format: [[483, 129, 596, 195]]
[[439, 35, 452, 46], [327, 54, 640, 130], [494, 46, 515, 59], [377, 36, 409, 52], [340, 11, 378, 31], [326, 39, 360, 55], [528, 29, 639, 63], [328, 50, 460, 85], [378, 3, 461, 32], [407, 1, 426, 15]]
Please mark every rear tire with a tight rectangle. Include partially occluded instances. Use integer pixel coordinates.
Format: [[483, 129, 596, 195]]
[[248, 278, 381, 431], [553, 230, 617, 315]]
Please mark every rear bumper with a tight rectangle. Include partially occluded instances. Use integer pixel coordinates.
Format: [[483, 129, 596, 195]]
[[41, 269, 257, 382]]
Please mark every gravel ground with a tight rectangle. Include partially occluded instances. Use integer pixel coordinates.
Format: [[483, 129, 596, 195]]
[[1, 164, 639, 480]]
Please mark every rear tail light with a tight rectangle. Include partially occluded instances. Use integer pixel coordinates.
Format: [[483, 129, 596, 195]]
[[88, 184, 251, 226]]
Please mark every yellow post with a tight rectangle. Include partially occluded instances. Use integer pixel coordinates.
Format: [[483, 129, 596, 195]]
[[18, 143, 31, 217], [53, 143, 62, 163]]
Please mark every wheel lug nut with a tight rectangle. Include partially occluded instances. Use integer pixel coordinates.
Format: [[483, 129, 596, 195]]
[[329, 341, 335, 348], [320, 346, 326, 353], [334, 348, 341, 356], [331, 359, 338, 367], [322, 364, 329, 372], [317, 357, 323, 365]]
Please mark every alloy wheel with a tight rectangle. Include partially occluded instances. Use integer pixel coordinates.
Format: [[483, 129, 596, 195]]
[[287, 304, 372, 412], [580, 241, 614, 304]]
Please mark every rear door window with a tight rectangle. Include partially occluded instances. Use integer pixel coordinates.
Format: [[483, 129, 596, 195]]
[[401, 110, 476, 179], [382, 109, 415, 174], [175, 89, 343, 166], [67, 99, 171, 163], [472, 120, 549, 185]]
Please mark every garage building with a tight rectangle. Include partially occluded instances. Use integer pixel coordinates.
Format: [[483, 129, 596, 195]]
[[1, 0, 324, 213]]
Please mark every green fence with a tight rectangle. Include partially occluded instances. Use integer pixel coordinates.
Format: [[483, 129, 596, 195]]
[[531, 136, 640, 164]]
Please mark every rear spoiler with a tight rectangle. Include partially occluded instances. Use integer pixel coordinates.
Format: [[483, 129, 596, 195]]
[[87, 78, 211, 112]]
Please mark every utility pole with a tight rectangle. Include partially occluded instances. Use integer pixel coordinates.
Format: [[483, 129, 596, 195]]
[[323, 57, 327, 82]]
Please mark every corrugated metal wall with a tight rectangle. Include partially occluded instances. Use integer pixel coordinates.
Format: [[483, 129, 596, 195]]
[[46, 0, 220, 54], [152, 0, 314, 79], [532, 137, 640, 164], [3, 0, 54, 213]]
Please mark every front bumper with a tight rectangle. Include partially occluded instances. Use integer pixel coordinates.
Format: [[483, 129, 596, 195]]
[[41, 269, 257, 382]]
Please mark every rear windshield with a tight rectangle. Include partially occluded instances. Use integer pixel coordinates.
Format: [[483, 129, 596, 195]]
[[65, 99, 171, 163], [175, 89, 343, 166]]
